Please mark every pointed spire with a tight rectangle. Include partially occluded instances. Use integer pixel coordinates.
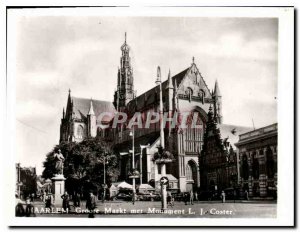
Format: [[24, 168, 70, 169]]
[[174, 77, 177, 92], [214, 80, 221, 97], [121, 32, 130, 52], [88, 98, 95, 115], [167, 69, 174, 89], [62, 107, 65, 119], [156, 66, 161, 85], [192, 56, 195, 64]]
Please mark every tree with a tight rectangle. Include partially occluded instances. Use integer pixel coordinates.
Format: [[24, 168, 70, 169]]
[[42, 138, 120, 196]]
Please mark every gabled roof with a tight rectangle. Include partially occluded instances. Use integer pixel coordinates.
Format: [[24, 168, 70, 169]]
[[72, 97, 116, 121]]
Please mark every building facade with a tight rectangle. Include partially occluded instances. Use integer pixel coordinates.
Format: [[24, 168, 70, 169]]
[[59, 91, 116, 143], [199, 107, 251, 191], [59, 34, 265, 193], [16, 163, 37, 199], [235, 123, 277, 198]]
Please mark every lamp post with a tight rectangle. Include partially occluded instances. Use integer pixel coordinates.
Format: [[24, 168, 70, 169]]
[[102, 154, 108, 203], [129, 128, 137, 205], [139, 144, 150, 184], [153, 66, 173, 211]]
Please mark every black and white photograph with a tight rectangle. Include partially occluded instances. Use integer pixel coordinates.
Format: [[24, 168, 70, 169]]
[[5, 6, 294, 227]]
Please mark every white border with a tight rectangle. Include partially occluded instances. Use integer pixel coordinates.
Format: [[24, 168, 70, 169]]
[[4, 6, 294, 227]]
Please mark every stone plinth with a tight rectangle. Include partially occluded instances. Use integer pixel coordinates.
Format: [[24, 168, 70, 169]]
[[51, 174, 66, 206]]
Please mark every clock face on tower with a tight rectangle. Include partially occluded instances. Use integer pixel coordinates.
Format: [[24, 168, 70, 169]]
[[120, 94, 125, 100]]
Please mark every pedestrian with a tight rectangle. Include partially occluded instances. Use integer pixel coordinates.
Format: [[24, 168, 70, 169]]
[[25, 197, 35, 217], [245, 190, 249, 201], [184, 192, 189, 205], [30, 193, 34, 203], [170, 194, 175, 207], [190, 190, 194, 205], [43, 191, 46, 203], [15, 193, 25, 217], [167, 192, 172, 207], [74, 192, 81, 207], [194, 192, 198, 202], [61, 191, 70, 212], [86, 191, 97, 218], [221, 191, 226, 203], [45, 194, 52, 210]]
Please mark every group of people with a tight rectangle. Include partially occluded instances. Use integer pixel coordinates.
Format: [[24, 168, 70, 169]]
[[183, 190, 198, 205], [51, 191, 97, 218], [15, 193, 36, 217]]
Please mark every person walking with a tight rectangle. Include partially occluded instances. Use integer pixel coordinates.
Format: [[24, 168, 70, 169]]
[[245, 190, 249, 201], [194, 192, 198, 202], [61, 192, 70, 212], [184, 192, 189, 205], [167, 192, 172, 207], [45, 194, 52, 210], [86, 191, 97, 218], [25, 197, 35, 217], [74, 192, 81, 207], [15, 193, 25, 217], [189, 190, 194, 205], [221, 191, 226, 203], [42, 191, 46, 203], [30, 193, 34, 203]]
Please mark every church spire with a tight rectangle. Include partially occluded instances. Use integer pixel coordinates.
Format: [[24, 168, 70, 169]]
[[167, 69, 173, 89], [213, 80, 222, 124], [113, 33, 135, 111], [88, 99, 95, 115], [214, 79, 221, 97]]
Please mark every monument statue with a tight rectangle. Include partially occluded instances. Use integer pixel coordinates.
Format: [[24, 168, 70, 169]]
[[53, 149, 65, 175]]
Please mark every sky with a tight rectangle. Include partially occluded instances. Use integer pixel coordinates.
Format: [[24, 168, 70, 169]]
[[10, 15, 278, 175]]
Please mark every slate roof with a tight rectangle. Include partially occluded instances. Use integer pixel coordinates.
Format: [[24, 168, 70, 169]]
[[72, 97, 116, 122], [126, 68, 189, 112]]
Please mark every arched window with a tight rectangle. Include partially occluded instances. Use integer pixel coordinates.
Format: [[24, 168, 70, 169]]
[[77, 125, 84, 139], [241, 154, 249, 180], [252, 153, 259, 180], [186, 88, 193, 102], [266, 147, 275, 178], [186, 164, 193, 180], [199, 89, 205, 104]]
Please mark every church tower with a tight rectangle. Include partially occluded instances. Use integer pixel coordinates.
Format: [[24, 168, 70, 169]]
[[213, 80, 222, 124], [113, 33, 135, 112]]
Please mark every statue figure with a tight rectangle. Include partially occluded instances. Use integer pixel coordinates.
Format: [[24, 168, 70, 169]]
[[53, 149, 65, 175]]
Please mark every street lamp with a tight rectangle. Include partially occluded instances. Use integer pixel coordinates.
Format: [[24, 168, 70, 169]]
[[139, 144, 150, 184], [153, 66, 174, 211], [102, 152, 109, 203], [129, 128, 137, 205]]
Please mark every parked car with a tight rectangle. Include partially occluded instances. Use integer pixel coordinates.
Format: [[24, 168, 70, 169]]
[[113, 193, 132, 201], [198, 190, 220, 201], [223, 188, 238, 200], [174, 193, 185, 202], [136, 193, 152, 201]]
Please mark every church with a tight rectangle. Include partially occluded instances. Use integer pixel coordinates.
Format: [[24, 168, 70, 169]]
[[59, 34, 250, 193]]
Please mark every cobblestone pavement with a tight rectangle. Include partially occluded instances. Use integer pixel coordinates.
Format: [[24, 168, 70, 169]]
[[31, 199, 276, 218]]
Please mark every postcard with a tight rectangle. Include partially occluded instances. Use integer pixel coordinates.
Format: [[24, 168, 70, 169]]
[[5, 5, 294, 227]]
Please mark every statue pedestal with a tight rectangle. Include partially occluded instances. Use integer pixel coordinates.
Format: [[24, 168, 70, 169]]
[[51, 174, 66, 206]]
